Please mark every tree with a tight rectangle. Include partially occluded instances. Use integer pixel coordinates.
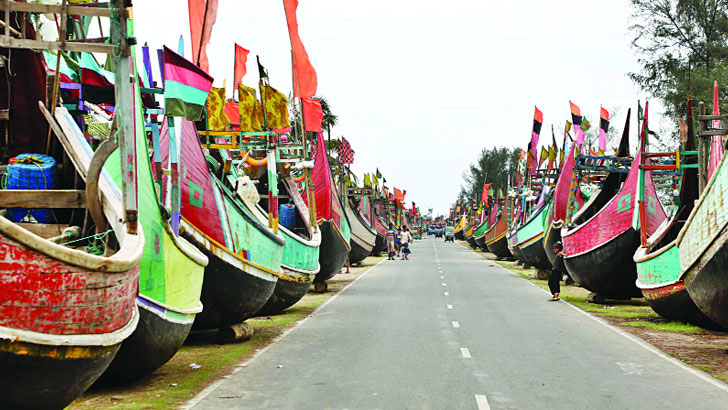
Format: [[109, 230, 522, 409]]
[[455, 146, 521, 209], [629, 0, 728, 120], [312, 96, 338, 141]]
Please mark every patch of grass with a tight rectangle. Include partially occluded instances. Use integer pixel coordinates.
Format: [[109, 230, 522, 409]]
[[621, 320, 706, 333], [69, 256, 384, 410]]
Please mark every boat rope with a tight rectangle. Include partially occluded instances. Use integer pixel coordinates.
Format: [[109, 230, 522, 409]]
[[60, 229, 113, 255]]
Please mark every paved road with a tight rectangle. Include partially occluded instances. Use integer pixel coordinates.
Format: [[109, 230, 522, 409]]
[[188, 238, 728, 410]]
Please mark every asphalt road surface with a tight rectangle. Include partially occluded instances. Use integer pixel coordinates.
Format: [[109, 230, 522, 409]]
[[187, 237, 728, 410]]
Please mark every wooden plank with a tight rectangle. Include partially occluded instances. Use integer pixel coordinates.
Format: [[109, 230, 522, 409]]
[[0, 189, 86, 208], [3, 1, 124, 18], [16, 222, 69, 238], [0, 37, 115, 54]]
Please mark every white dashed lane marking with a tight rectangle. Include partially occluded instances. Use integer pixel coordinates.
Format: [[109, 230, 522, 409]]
[[444, 292, 449, 296], [460, 348, 471, 358], [447, 304, 453, 309], [474, 394, 491, 410], [452, 321, 460, 328]]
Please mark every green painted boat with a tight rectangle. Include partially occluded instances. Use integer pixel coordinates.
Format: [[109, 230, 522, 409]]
[[94, 36, 206, 384], [473, 219, 489, 250]]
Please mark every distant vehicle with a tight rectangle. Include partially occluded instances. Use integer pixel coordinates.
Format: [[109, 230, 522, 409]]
[[444, 226, 454, 242], [428, 226, 437, 235], [412, 226, 422, 239]]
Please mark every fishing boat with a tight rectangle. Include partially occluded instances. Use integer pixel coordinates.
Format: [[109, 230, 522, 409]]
[[562, 106, 667, 299], [484, 199, 512, 258], [512, 195, 553, 270], [632, 99, 718, 327], [345, 197, 377, 264], [166, 119, 283, 330], [465, 222, 478, 248], [311, 134, 351, 289], [362, 198, 387, 256], [473, 219, 489, 250], [0, 3, 143, 406], [677, 100, 728, 329], [454, 215, 466, 240]]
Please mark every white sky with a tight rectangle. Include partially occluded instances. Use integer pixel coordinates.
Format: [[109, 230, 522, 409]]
[[134, 0, 664, 216]]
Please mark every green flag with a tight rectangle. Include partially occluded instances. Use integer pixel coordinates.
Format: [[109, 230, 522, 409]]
[[580, 117, 591, 131]]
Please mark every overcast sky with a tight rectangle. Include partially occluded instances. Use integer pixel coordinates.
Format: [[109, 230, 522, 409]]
[[134, 0, 662, 216]]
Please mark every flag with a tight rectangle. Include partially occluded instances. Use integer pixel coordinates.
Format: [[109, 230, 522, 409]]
[[526, 141, 535, 172], [376, 168, 382, 179], [164, 46, 214, 121], [188, 0, 218, 73], [302, 97, 324, 132], [530, 106, 543, 174], [80, 52, 114, 105], [599, 106, 609, 156], [481, 183, 492, 207], [569, 101, 582, 129], [617, 108, 631, 157], [262, 84, 290, 129], [238, 84, 263, 132], [338, 136, 354, 164], [205, 86, 229, 131], [364, 173, 371, 186], [581, 117, 591, 131], [548, 125, 557, 170], [394, 187, 404, 201], [283, 0, 317, 98], [539, 146, 549, 169], [233, 43, 249, 87], [373, 173, 379, 186]]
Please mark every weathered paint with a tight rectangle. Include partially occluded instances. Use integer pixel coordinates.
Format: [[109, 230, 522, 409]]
[[0, 233, 138, 335], [636, 243, 680, 287]]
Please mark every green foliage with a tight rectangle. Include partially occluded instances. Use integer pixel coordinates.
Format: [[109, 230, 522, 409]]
[[456, 146, 521, 206], [629, 0, 728, 120]]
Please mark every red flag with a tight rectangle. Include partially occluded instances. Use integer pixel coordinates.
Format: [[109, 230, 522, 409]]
[[481, 183, 492, 207], [188, 0, 218, 73], [234, 43, 249, 87], [394, 188, 404, 201], [283, 0, 317, 98], [224, 99, 240, 130], [302, 98, 323, 132]]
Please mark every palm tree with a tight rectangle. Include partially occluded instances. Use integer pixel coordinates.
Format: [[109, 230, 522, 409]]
[[312, 96, 338, 141]]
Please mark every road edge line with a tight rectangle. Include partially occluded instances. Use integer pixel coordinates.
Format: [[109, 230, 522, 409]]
[[181, 257, 388, 409]]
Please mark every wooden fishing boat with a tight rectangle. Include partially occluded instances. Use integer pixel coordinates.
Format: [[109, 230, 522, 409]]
[[513, 197, 553, 270], [362, 199, 387, 256], [562, 146, 667, 299], [633, 102, 718, 327], [454, 215, 466, 240], [0, 3, 143, 406], [248, 175, 321, 315], [345, 197, 377, 264], [484, 199, 512, 258], [465, 223, 478, 248], [473, 219, 489, 250], [506, 225, 526, 264], [679, 105, 728, 329], [311, 135, 351, 286], [167, 120, 283, 330]]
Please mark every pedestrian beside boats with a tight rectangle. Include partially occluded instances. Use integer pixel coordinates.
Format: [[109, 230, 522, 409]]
[[549, 241, 565, 301], [400, 227, 412, 260], [396, 227, 402, 257], [386, 224, 397, 260]]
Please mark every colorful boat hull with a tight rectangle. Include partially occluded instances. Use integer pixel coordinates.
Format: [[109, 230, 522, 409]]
[[485, 200, 512, 258], [345, 198, 376, 264], [514, 199, 552, 270]]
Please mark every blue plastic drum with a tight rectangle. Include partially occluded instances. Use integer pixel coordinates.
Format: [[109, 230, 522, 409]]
[[5, 153, 57, 223], [279, 203, 296, 230]]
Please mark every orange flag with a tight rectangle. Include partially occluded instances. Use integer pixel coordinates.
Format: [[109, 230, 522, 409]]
[[188, 0, 218, 73], [234, 43, 249, 87], [302, 98, 324, 133], [283, 0, 317, 98]]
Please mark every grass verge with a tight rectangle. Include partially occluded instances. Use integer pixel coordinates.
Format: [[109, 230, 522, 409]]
[[69, 255, 385, 410]]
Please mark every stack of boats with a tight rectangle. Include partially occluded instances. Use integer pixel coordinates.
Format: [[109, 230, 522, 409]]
[[0, 2, 419, 408], [456, 97, 728, 333]]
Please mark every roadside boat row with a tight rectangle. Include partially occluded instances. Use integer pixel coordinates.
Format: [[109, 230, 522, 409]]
[[0, 2, 425, 408], [453, 94, 728, 333]]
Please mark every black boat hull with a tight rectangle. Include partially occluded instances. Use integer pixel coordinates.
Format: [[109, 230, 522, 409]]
[[467, 235, 478, 248], [486, 234, 511, 259], [185, 232, 277, 330], [563, 228, 642, 299], [455, 230, 464, 240], [315, 221, 349, 283], [519, 234, 553, 270], [474, 234, 487, 250], [258, 276, 313, 315], [684, 226, 728, 329], [349, 237, 372, 264], [95, 300, 194, 385], [641, 282, 722, 330], [0, 339, 119, 410]]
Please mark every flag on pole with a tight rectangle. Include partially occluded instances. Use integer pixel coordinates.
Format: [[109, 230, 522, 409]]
[[233, 43, 249, 87], [569, 101, 582, 129], [188, 0, 218, 73], [262, 84, 291, 129], [205, 86, 229, 131], [364, 173, 371, 187], [302, 97, 324, 132], [238, 84, 263, 131], [599, 106, 609, 156], [528, 106, 543, 174], [548, 125, 557, 170], [481, 183, 492, 207], [163, 46, 214, 121], [338, 136, 354, 164], [539, 146, 549, 169], [283, 0, 317, 98]]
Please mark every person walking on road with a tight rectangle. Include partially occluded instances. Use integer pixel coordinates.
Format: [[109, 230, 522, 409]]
[[395, 227, 402, 257], [549, 241, 565, 301], [400, 227, 412, 260], [386, 224, 397, 260]]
